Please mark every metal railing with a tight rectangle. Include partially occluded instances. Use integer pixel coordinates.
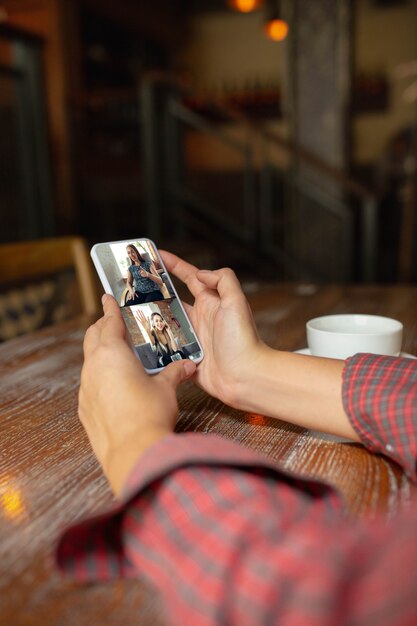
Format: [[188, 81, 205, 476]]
[[140, 75, 378, 282]]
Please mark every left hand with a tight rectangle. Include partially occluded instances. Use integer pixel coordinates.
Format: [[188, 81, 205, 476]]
[[139, 269, 148, 278], [160, 250, 263, 409], [78, 294, 196, 496]]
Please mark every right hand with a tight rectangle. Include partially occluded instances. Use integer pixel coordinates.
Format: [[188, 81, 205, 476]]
[[79, 295, 196, 495], [160, 251, 265, 409], [135, 309, 151, 335], [126, 286, 136, 302]]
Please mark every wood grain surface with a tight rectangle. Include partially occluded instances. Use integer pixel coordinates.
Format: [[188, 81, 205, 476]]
[[1, 282, 417, 625]]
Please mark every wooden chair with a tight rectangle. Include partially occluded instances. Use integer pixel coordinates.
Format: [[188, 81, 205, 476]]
[[0, 237, 101, 340]]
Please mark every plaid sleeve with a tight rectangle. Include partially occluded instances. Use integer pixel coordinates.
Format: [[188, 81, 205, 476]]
[[342, 353, 417, 480], [123, 467, 417, 626], [56, 434, 417, 626], [56, 433, 340, 582]]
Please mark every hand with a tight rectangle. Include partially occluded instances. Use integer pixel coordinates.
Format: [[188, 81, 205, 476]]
[[139, 269, 148, 278], [135, 309, 151, 335], [78, 295, 196, 496], [160, 251, 265, 409], [161, 252, 357, 441], [126, 287, 135, 301]]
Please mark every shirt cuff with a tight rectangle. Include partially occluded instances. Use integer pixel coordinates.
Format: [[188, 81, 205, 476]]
[[342, 353, 417, 480], [56, 433, 341, 582]]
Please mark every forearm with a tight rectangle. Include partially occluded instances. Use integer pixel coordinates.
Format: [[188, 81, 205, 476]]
[[148, 275, 162, 286], [232, 345, 358, 441], [148, 269, 163, 286]]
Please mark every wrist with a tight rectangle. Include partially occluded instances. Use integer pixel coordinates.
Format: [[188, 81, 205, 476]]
[[104, 427, 171, 497], [225, 342, 272, 412]]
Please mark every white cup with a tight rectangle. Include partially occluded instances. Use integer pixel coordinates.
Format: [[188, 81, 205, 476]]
[[306, 314, 403, 359]]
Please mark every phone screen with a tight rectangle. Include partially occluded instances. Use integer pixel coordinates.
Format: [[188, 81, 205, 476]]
[[91, 238, 203, 373]]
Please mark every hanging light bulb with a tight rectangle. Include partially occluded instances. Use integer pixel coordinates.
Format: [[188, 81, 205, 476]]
[[227, 0, 265, 14], [264, 18, 288, 41], [264, 1, 289, 41]]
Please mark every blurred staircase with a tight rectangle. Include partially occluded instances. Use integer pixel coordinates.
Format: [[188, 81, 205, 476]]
[[140, 75, 378, 283]]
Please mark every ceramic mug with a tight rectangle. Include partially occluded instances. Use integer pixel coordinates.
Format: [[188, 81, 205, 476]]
[[306, 314, 403, 359]]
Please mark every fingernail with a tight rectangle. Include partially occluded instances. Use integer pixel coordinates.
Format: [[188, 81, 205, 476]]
[[183, 360, 196, 377], [102, 293, 110, 304]]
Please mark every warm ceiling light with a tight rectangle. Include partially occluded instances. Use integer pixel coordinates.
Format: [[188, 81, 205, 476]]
[[228, 0, 264, 13], [264, 18, 288, 41]]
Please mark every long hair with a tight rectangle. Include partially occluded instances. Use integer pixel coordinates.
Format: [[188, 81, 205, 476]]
[[126, 244, 145, 264], [150, 312, 173, 355]]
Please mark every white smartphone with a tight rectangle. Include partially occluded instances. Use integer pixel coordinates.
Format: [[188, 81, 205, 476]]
[[90, 238, 204, 374]]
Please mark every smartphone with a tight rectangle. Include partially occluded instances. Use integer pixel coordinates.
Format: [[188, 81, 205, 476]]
[[91, 238, 204, 374]]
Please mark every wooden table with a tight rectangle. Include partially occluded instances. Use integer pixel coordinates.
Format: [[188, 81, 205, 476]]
[[1, 282, 417, 625]]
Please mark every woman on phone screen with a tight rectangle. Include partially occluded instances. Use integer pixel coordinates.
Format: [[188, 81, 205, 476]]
[[125, 244, 164, 305], [136, 310, 186, 366]]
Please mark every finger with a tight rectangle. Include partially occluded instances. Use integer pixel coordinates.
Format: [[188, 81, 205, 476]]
[[83, 321, 102, 357], [83, 295, 124, 356], [197, 268, 245, 305], [159, 358, 196, 388], [160, 250, 206, 297], [196, 270, 220, 291], [100, 294, 126, 342], [102, 293, 121, 315]]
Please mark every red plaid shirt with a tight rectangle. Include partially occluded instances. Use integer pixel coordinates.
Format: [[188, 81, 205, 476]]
[[57, 354, 417, 625]]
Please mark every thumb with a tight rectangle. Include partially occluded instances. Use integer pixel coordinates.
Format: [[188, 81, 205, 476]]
[[160, 359, 196, 388]]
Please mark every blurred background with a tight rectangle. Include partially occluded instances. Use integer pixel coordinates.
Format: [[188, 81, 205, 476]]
[[1, 0, 417, 283]]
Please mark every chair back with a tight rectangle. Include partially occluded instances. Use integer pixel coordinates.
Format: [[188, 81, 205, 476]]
[[0, 237, 100, 340]]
